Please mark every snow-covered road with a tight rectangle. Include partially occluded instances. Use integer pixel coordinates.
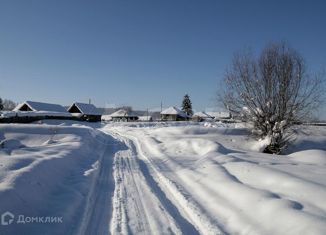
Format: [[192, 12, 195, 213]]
[[102, 123, 326, 235], [110, 133, 197, 235], [77, 133, 118, 235], [1, 121, 326, 235]]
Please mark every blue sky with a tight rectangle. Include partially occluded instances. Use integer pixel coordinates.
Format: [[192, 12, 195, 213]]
[[0, 0, 326, 115]]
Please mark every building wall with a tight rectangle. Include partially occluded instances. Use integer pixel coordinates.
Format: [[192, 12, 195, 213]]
[[83, 115, 101, 122], [161, 114, 187, 121], [111, 116, 138, 122]]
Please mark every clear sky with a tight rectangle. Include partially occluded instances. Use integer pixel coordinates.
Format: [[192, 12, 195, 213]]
[[0, 0, 326, 115]]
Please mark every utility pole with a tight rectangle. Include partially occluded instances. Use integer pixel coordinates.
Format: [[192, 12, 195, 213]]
[[160, 101, 163, 121], [147, 108, 149, 121], [89, 98, 91, 104]]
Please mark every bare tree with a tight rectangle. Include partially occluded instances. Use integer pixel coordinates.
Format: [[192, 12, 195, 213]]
[[221, 42, 324, 154], [2, 99, 17, 111]]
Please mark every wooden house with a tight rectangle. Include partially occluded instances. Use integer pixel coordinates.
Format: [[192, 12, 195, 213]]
[[0, 100, 72, 123], [67, 102, 101, 122], [138, 116, 153, 122], [161, 106, 188, 121], [109, 109, 138, 122], [206, 111, 231, 121], [192, 112, 214, 122], [14, 101, 68, 113]]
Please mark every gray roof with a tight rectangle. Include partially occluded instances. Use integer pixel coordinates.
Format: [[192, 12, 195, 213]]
[[14, 101, 68, 113], [206, 111, 231, 119], [68, 102, 101, 115], [193, 112, 213, 118], [161, 106, 188, 117]]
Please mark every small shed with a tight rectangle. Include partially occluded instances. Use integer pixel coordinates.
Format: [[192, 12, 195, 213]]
[[138, 116, 153, 122], [67, 102, 101, 122], [109, 109, 139, 122], [206, 111, 231, 121], [192, 112, 214, 122], [101, 114, 113, 122], [161, 106, 188, 121]]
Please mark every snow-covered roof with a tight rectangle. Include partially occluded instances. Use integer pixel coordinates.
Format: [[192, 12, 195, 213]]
[[101, 115, 113, 121], [206, 111, 231, 119], [68, 102, 101, 115], [14, 101, 68, 113], [161, 107, 188, 117], [109, 109, 137, 117], [193, 112, 213, 119], [138, 116, 152, 121]]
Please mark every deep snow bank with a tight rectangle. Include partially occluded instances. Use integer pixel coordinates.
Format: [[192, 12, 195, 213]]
[[105, 122, 326, 235], [0, 123, 108, 235]]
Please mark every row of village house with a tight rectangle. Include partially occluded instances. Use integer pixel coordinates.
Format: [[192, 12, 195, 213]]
[[103, 106, 231, 122], [0, 101, 231, 123], [0, 101, 101, 123]]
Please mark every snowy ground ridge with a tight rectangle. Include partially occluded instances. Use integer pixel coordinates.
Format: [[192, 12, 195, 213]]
[[1, 122, 326, 235]]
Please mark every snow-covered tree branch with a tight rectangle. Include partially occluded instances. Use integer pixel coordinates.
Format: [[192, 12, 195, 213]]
[[221, 42, 325, 154]]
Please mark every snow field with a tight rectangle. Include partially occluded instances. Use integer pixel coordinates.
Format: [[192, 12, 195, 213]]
[[1, 121, 325, 235], [104, 123, 326, 235], [0, 123, 108, 234]]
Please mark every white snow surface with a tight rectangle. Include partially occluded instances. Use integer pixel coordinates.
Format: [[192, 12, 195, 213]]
[[0, 121, 110, 234], [0, 121, 325, 235], [105, 123, 326, 235]]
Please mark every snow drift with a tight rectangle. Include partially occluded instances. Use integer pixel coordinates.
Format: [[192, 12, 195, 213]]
[[0, 123, 109, 234]]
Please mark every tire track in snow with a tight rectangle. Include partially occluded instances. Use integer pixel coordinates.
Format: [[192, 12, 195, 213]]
[[111, 131, 225, 235], [110, 134, 194, 235], [112, 150, 152, 234], [77, 135, 119, 235], [110, 129, 326, 235]]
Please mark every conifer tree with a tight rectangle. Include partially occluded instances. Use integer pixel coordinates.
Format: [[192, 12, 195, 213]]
[[182, 94, 193, 116]]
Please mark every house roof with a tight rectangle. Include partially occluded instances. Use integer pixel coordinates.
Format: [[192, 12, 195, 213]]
[[206, 111, 231, 119], [193, 112, 213, 118], [161, 106, 188, 117], [109, 109, 137, 117], [68, 102, 101, 115], [14, 101, 68, 113]]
